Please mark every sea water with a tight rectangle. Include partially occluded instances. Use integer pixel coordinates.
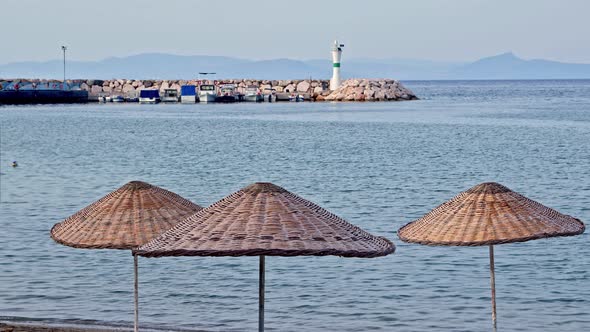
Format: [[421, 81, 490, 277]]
[[1, 80, 589, 331]]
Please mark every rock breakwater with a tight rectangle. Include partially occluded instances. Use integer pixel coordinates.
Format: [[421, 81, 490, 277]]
[[0, 78, 417, 102]]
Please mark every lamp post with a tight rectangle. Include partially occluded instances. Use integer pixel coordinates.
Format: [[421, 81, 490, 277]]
[[61, 45, 67, 90]]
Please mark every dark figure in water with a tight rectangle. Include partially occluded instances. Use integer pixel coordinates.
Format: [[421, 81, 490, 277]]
[[12, 161, 18, 167]]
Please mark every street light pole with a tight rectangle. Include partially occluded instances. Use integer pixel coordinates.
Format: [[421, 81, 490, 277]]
[[61, 45, 67, 90]]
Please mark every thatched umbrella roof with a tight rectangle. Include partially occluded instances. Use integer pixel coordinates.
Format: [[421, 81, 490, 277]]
[[134, 182, 393, 332], [135, 182, 394, 258], [397, 182, 585, 331], [51, 181, 202, 249], [398, 182, 585, 246], [50, 180, 202, 332]]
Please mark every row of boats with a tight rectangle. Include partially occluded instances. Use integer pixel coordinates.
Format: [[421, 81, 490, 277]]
[[99, 84, 306, 104]]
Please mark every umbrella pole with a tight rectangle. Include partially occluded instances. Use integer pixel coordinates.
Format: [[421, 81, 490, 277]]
[[489, 245, 497, 332], [259, 255, 265, 332], [134, 254, 139, 332]]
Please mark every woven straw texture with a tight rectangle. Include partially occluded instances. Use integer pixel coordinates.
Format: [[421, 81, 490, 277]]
[[134, 182, 395, 258], [398, 182, 585, 246], [50, 181, 203, 250]]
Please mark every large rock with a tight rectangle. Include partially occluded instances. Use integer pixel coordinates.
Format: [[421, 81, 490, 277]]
[[90, 85, 102, 95], [296, 81, 310, 92], [321, 78, 417, 102], [122, 84, 135, 93], [284, 84, 296, 93]]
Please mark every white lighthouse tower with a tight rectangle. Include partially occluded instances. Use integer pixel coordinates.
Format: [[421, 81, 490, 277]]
[[330, 40, 344, 90]]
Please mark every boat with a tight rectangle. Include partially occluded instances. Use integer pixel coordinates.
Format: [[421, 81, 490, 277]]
[[161, 89, 179, 103], [0, 89, 88, 105], [180, 85, 197, 103], [215, 84, 238, 103], [198, 84, 217, 103], [289, 93, 306, 102], [139, 89, 160, 104], [244, 86, 263, 102], [111, 95, 125, 103], [263, 88, 277, 102]]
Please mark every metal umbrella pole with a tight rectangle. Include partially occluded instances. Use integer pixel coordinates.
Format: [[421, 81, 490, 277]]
[[134, 254, 139, 332], [259, 255, 265, 332], [489, 245, 497, 332]]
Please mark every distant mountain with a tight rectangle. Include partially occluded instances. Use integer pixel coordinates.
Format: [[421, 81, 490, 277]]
[[1, 52, 589, 80], [450, 52, 590, 79]]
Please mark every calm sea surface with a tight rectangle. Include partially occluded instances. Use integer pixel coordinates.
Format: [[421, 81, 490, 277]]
[[0, 80, 589, 331]]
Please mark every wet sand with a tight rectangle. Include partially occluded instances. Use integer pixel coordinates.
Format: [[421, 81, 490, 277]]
[[0, 323, 130, 332]]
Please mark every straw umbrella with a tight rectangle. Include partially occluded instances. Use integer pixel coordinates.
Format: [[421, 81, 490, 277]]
[[50, 181, 202, 332], [397, 182, 585, 331], [134, 182, 395, 332]]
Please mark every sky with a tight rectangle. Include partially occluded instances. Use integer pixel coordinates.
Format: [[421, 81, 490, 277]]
[[1, 0, 590, 64]]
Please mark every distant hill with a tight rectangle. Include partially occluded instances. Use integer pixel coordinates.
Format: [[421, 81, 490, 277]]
[[450, 52, 590, 79], [1, 52, 589, 80]]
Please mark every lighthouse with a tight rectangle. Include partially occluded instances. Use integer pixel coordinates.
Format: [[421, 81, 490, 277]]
[[330, 40, 344, 90]]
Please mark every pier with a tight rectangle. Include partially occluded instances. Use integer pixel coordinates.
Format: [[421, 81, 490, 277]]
[[0, 78, 417, 104]]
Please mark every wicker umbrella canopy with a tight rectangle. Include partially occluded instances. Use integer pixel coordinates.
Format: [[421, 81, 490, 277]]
[[398, 182, 585, 331], [51, 181, 202, 249], [135, 182, 394, 331], [50, 180, 202, 332]]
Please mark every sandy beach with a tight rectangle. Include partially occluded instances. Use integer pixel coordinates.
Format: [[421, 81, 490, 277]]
[[0, 323, 130, 332]]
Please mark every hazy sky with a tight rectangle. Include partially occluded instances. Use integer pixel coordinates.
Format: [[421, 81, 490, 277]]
[[2, 0, 589, 64]]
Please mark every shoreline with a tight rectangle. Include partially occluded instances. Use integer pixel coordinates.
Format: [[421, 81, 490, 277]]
[[0, 321, 208, 332], [0, 323, 129, 332]]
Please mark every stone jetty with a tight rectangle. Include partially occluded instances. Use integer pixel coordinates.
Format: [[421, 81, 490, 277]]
[[0, 78, 417, 102]]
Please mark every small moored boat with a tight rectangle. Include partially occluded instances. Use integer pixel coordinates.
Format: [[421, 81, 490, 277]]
[[180, 85, 197, 103], [111, 95, 125, 103], [215, 84, 237, 103], [161, 89, 179, 103], [263, 88, 277, 102], [244, 86, 263, 102], [139, 89, 160, 104], [198, 84, 217, 103]]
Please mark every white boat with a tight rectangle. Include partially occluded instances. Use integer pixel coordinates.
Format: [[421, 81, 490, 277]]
[[289, 93, 305, 102], [180, 85, 197, 103], [244, 86, 263, 102], [198, 84, 217, 103], [216, 84, 238, 103], [161, 89, 179, 103], [139, 90, 160, 104], [263, 88, 277, 102], [111, 95, 125, 103]]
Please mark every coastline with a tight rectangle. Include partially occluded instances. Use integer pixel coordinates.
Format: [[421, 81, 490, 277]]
[[0, 323, 129, 332]]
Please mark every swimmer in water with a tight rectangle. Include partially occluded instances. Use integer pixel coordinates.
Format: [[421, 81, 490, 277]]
[[12, 161, 18, 167]]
